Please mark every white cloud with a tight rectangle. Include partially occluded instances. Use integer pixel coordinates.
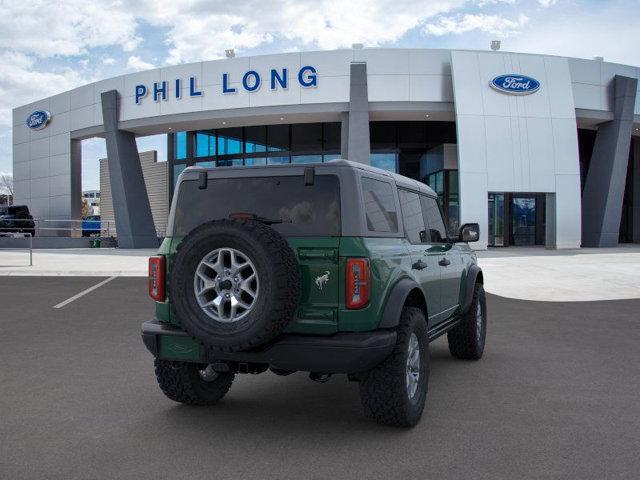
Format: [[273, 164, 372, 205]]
[[0, 51, 89, 172], [424, 13, 529, 36], [102, 57, 116, 65], [0, 0, 141, 57], [126, 55, 156, 72], [0, 51, 86, 125], [135, 0, 466, 64], [538, 0, 558, 7], [507, 9, 640, 66]]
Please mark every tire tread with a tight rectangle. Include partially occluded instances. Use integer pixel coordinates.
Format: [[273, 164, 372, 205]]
[[359, 307, 429, 427], [447, 283, 486, 360], [154, 359, 234, 405]]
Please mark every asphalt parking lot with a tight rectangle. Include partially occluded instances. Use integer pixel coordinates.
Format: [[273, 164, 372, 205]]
[[1, 277, 639, 479]]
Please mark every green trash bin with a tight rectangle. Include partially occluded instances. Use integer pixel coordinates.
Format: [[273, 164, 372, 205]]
[[91, 238, 101, 248]]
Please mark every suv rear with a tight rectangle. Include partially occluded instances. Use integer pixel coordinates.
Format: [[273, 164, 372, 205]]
[[142, 160, 485, 427]]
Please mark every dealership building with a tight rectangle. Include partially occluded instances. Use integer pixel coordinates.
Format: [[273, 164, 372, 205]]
[[11, 48, 640, 248]]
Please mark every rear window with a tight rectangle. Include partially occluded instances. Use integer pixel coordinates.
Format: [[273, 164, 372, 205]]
[[173, 175, 340, 237], [8, 206, 28, 216]]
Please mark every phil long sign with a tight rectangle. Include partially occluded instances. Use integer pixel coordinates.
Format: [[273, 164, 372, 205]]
[[490, 74, 540, 95], [135, 66, 318, 105]]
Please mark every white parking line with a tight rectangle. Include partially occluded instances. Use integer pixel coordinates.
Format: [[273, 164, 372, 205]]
[[53, 276, 118, 309]]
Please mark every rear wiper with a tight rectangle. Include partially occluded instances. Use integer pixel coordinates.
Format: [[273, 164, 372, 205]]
[[228, 212, 291, 225]]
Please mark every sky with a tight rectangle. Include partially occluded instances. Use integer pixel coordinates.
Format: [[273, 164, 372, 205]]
[[0, 0, 638, 191]]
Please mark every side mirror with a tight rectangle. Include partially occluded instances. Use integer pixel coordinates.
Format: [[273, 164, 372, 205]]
[[458, 223, 480, 243]]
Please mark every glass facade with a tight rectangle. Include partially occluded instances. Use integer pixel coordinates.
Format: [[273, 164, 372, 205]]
[[169, 120, 461, 234], [368, 121, 459, 232], [169, 122, 341, 191], [423, 170, 459, 233]]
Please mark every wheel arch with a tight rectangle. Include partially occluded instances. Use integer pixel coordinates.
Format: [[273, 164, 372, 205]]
[[378, 277, 428, 329], [460, 264, 483, 314]]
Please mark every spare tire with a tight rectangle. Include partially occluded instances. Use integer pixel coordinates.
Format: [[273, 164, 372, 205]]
[[170, 219, 301, 353]]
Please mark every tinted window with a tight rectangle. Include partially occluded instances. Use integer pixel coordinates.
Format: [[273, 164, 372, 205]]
[[291, 123, 322, 152], [217, 128, 242, 155], [245, 126, 267, 153], [267, 125, 289, 152], [8, 206, 29, 216], [174, 175, 340, 237], [361, 178, 398, 233], [370, 153, 397, 173], [420, 195, 447, 243], [323, 123, 341, 151], [196, 131, 216, 157], [175, 131, 187, 160], [399, 190, 426, 243]]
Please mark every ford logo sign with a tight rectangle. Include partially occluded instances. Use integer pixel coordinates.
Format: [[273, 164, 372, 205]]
[[490, 74, 540, 95], [26, 110, 51, 130]]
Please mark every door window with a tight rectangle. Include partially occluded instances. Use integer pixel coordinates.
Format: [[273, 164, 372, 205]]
[[398, 190, 426, 243], [361, 178, 398, 233], [511, 196, 536, 246], [420, 196, 448, 243]]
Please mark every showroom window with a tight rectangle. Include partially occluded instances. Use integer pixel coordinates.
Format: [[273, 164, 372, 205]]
[[168, 123, 342, 197]]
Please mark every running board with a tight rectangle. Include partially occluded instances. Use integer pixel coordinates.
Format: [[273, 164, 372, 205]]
[[427, 317, 461, 342]]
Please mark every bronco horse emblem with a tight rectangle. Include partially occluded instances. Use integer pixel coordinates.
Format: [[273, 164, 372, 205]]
[[315, 271, 330, 290]]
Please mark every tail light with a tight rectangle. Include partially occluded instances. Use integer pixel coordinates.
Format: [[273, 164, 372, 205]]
[[346, 258, 370, 309], [149, 256, 166, 301]]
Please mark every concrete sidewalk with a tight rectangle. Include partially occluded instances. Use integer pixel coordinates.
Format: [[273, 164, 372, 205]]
[[1, 245, 639, 301], [477, 245, 640, 301], [0, 248, 154, 276]]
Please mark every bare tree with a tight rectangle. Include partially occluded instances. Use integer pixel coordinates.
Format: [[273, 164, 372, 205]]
[[0, 173, 13, 206], [81, 198, 92, 218]]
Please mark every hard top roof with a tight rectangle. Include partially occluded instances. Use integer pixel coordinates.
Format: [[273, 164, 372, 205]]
[[183, 159, 437, 197]]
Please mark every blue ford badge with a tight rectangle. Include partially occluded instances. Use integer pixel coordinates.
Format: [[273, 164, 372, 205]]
[[26, 110, 51, 130], [490, 74, 540, 95]]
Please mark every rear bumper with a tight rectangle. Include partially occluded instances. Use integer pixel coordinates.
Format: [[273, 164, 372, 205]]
[[141, 319, 396, 374]]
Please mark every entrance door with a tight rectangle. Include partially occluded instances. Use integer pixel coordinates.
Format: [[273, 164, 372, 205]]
[[488, 193, 505, 246], [510, 195, 537, 246]]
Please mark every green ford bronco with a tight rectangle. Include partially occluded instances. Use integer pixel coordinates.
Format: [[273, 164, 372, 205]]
[[142, 160, 485, 427]]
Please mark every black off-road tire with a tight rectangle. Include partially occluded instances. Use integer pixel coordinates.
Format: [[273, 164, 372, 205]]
[[154, 359, 234, 405], [170, 219, 300, 353], [359, 307, 429, 427], [447, 283, 487, 360]]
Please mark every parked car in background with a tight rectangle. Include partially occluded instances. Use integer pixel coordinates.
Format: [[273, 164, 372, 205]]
[[82, 215, 101, 237], [0, 205, 35, 237]]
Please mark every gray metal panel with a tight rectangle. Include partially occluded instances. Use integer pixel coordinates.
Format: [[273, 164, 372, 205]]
[[101, 90, 159, 248], [633, 139, 640, 243], [340, 111, 349, 158], [347, 63, 371, 164], [582, 75, 638, 247], [99, 151, 168, 237]]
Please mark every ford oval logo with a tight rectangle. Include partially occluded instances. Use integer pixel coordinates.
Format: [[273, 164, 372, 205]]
[[490, 74, 540, 95], [26, 110, 51, 130]]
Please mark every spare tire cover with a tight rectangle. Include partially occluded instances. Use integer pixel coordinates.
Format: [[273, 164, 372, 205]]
[[170, 219, 301, 353]]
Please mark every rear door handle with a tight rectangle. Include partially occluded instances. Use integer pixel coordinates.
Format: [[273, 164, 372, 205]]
[[438, 257, 451, 267], [412, 260, 428, 270]]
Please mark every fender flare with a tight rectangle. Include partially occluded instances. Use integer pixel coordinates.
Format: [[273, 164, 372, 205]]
[[460, 264, 483, 314], [378, 277, 425, 329]]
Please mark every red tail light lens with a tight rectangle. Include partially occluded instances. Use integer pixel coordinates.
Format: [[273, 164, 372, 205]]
[[346, 258, 370, 309], [148, 256, 166, 301]]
